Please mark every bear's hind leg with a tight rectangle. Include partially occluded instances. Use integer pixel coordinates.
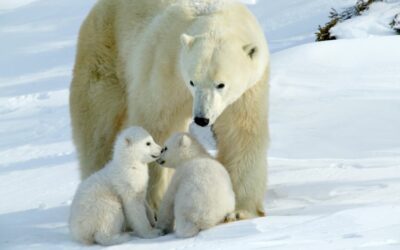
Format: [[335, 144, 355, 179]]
[[70, 6, 127, 180], [93, 202, 131, 246], [175, 217, 199, 238]]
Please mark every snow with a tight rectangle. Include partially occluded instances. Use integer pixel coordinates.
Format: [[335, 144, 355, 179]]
[[247, 0, 355, 51], [331, 1, 400, 38], [1, 0, 400, 249], [270, 36, 400, 158], [0, 0, 39, 11]]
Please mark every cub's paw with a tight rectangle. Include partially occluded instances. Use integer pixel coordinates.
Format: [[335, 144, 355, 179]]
[[161, 228, 172, 235], [155, 222, 173, 235]]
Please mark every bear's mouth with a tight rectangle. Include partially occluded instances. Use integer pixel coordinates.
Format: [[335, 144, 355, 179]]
[[156, 159, 165, 165], [151, 155, 160, 159]]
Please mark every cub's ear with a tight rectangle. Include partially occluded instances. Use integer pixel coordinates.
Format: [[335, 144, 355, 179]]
[[243, 44, 258, 59], [181, 33, 195, 48], [125, 138, 132, 146], [179, 134, 191, 147]]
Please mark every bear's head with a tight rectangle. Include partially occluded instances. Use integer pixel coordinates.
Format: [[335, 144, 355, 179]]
[[179, 27, 267, 127], [156, 132, 208, 168], [113, 126, 162, 165]]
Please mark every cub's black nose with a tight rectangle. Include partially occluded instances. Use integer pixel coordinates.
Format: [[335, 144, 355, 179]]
[[194, 117, 210, 127]]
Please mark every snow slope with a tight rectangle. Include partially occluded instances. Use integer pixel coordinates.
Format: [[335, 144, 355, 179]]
[[270, 36, 400, 158], [248, 0, 355, 51], [1, 0, 400, 249], [0, 0, 40, 11], [331, 1, 400, 39]]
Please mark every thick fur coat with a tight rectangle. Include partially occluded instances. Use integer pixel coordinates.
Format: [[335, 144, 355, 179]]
[[69, 127, 162, 245], [70, 0, 270, 218], [156, 133, 235, 237]]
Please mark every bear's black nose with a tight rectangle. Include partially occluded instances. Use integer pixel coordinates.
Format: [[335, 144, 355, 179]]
[[194, 117, 210, 127]]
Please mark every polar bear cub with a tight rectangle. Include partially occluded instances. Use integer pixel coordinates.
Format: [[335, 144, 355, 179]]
[[156, 132, 235, 238], [69, 126, 162, 246]]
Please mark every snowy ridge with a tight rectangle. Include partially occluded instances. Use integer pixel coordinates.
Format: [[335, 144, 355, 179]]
[[1, 0, 400, 249], [331, 1, 400, 38]]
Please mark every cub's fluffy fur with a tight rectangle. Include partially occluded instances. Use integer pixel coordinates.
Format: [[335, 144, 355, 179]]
[[69, 127, 162, 245], [156, 133, 235, 237]]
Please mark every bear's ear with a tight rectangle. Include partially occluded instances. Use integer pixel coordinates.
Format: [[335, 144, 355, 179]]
[[125, 138, 132, 146], [179, 134, 191, 147], [181, 34, 195, 48], [243, 44, 258, 60]]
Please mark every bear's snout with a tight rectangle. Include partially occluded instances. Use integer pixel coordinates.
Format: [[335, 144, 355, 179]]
[[194, 117, 210, 127]]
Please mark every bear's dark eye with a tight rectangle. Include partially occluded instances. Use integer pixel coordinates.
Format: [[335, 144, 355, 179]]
[[190, 81, 194, 87], [217, 83, 225, 89], [164, 146, 168, 152], [146, 142, 151, 146]]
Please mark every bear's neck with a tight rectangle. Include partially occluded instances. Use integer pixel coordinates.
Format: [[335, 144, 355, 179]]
[[114, 157, 147, 172], [108, 159, 149, 197], [179, 148, 211, 165]]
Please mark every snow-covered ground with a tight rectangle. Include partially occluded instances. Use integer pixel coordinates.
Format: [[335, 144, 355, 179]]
[[331, 1, 400, 39], [1, 0, 400, 249]]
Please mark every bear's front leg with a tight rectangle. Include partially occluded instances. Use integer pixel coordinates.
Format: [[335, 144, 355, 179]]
[[123, 197, 162, 238], [156, 174, 180, 234], [145, 201, 156, 227], [214, 81, 269, 220], [215, 126, 268, 219], [146, 163, 172, 211]]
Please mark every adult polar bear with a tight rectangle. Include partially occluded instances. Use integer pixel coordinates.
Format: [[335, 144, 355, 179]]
[[70, 0, 269, 219]]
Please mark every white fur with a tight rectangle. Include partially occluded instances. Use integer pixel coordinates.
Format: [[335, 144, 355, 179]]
[[156, 133, 235, 237], [69, 127, 163, 245], [178, 4, 269, 125], [71, 0, 269, 218]]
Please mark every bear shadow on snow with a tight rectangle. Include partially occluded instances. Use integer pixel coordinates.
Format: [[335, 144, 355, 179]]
[[0, 153, 75, 176], [0, 206, 72, 247]]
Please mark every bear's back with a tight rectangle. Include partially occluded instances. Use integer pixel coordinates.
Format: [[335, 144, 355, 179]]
[[174, 157, 235, 221], [178, 157, 232, 190]]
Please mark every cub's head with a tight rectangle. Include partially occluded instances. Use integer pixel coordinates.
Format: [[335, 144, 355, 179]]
[[179, 29, 267, 127], [114, 126, 162, 164], [156, 133, 207, 168]]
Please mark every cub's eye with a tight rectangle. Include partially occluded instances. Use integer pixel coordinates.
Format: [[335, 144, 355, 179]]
[[190, 81, 194, 87], [216, 83, 225, 89], [146, 142, 151, 146], [164, 147, 168, 152]]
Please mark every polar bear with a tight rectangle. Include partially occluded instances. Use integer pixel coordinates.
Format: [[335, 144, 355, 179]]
[[69, 127, 162, 246], [155, 133, 235, 237], [70, 0, 269, 219]]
